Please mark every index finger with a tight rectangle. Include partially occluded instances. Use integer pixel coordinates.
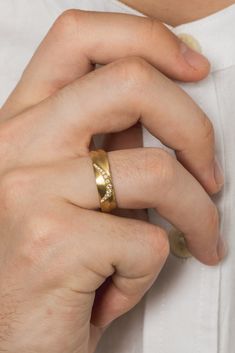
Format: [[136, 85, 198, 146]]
[[0, 9, 210, 120]]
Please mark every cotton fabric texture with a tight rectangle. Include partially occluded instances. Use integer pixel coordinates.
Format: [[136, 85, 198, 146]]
[[0, 1, 235, 352]]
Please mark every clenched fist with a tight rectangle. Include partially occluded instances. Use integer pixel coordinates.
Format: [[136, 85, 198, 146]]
[[0, 10, 225, 353]]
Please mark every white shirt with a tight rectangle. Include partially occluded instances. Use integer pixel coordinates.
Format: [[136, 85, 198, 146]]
[[0, 1, 235, 353]]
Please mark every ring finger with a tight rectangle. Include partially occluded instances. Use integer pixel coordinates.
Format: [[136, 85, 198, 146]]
[[3, 57, 222, 195], [31, 147, 225, 266]]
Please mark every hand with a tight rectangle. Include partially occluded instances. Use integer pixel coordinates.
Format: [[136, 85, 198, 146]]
[[0, 10, 225, 353]]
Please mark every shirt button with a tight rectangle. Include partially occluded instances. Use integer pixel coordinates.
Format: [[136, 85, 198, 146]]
[[169, 227, 192, 259], [178, 33, 202, 53]]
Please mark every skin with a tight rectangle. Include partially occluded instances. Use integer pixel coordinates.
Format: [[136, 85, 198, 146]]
[[0, 9, 226, 353], [119, 0, 235, 26]]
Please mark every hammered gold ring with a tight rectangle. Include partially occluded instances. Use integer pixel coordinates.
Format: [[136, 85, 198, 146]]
[[90, 149, 117, 213]]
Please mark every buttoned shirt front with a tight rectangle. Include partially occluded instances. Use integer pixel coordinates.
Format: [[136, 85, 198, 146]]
[[0, 1, 235, 352]]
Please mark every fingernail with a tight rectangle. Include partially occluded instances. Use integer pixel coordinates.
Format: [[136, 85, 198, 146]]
[[214, 157, 224, 187], [180, 41, 210, 70], [217, 236, 228, 261]]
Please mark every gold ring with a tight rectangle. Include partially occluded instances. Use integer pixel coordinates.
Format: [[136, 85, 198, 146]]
[[90, 149, 117, 213]]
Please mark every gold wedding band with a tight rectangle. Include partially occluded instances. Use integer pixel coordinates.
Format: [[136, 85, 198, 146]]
[[90, 149, 117, 213]]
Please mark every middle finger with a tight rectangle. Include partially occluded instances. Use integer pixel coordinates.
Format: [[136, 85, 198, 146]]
[[12, 56, 222, 194]]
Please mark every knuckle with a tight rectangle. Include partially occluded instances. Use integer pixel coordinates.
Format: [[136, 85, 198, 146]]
[[146, 17, 162, 42], [207, 204, 219, 233], [143, 225, 170, 269], [111, 56, 152, 91], [53, 9, 85, 38], [201, 114, 215, 143], [20, 214, 62, 264], [0, 126, 13, 160], [0, 169, 34, 209], [143, 148, 176, 197], [144, 17, 187, 74], [0, 119, 30, 167], [56, 9, 82, 25], [24, 213, 61, 246], [149, 226, 170, 258]]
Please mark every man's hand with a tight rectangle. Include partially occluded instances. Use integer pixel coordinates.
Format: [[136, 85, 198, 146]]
[[0, 10, 225, 353]]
